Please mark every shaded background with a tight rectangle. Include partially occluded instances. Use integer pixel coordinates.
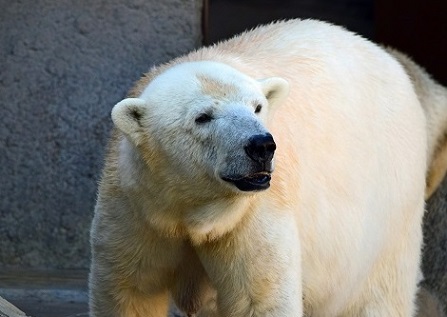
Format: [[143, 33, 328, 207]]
[[0, 0, 446, 315]]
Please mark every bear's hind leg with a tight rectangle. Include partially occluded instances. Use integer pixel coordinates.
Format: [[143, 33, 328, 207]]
[[343, 207, 424, 317], [342, 261, 420, 317]]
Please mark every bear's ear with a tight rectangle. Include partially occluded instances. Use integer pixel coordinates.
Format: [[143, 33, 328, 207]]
[[111, 98, 147, 145], [258, 77, 289, 109]]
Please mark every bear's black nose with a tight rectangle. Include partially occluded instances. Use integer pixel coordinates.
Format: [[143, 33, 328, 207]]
[[244, 133, 276, 163]]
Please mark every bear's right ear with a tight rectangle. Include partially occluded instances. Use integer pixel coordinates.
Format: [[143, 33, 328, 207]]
[[111, 98, 147, 146], [258, 77, 290, 110]]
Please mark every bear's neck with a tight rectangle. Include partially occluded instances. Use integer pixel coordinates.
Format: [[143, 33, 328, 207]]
[[115, 136, 256, 242]]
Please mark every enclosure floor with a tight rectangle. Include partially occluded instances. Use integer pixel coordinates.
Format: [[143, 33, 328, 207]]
[[0, 269, 186, 317], [0, 269, 88, 317]]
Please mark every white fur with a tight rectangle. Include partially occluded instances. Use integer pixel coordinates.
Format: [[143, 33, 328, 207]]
[[90, 20, 428, 317], [386, 48, 447, 198]]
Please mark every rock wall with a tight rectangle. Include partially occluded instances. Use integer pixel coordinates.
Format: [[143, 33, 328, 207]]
[[423, 179, 447, 314], [0, 0, 203, 269]]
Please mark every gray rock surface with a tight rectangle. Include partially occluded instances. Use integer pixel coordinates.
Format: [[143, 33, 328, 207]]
[[0, 0, 202, 269], [423, 178, 447, 315]]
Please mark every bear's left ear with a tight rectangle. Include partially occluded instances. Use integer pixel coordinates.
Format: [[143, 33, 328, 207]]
[[111, 98, 148, 146], [258, 77, 290, 109]]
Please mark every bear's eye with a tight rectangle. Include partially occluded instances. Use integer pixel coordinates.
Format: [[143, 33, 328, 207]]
[[255, 104, 262, 114], [195, 113, 213, 124]]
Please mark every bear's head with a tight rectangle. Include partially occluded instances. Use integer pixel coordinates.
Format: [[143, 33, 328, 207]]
[[112, 61, 289, 198]]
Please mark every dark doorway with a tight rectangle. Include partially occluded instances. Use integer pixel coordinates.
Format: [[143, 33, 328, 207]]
[[203, 0, 374, 44], [375, 0, 447, 85]]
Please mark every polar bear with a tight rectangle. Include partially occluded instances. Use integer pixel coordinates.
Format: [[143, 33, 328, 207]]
[[90, 20, 429, 316]]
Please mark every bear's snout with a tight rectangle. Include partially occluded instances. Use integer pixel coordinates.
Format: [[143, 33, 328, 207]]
[[244, 133, 276, 164]]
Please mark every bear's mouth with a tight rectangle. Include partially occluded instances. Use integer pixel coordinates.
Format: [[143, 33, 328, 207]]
[[222, 172, 271, 192]]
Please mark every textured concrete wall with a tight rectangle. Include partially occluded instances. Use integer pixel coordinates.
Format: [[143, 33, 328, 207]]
[[0, 0, 203, 269], [423, 181, 447, 314]]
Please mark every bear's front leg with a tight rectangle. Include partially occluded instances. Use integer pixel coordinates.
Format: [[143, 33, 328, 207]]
[[89, 212, 184, 317], [195, 206, 303, 317]]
